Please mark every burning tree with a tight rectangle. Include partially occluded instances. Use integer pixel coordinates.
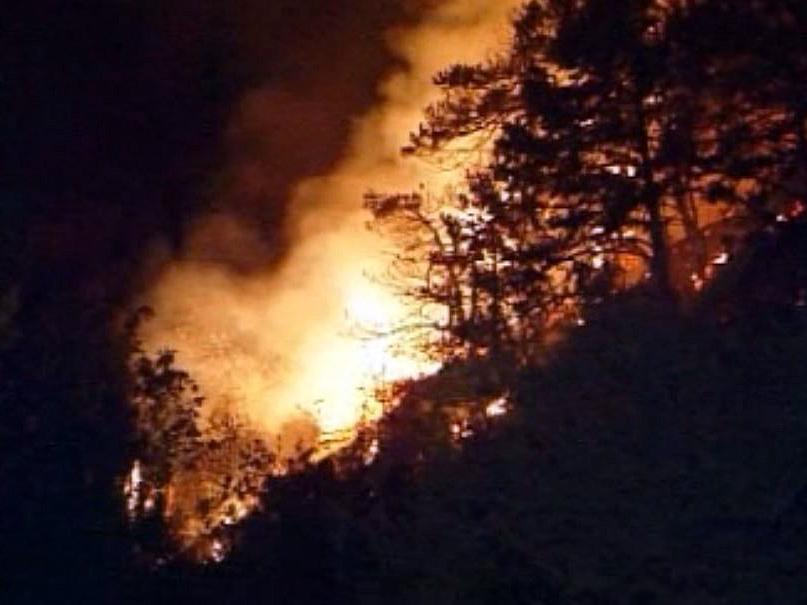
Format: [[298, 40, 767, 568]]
[[125, 310, 276, 560], [368, 0, 807, 361]]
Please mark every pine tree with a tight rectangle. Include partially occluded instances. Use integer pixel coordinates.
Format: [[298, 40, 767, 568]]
[[681, 0, 807, 211], [371, 0, 807, 359]]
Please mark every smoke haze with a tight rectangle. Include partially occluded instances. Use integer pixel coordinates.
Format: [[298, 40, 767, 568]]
[[138, 0, 523, 448]]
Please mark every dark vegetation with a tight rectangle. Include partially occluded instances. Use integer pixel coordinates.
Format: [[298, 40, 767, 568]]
[[3, 0, 807, 603]]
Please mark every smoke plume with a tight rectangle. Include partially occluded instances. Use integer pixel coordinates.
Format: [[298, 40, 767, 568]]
[[138, 0, 522, 449]]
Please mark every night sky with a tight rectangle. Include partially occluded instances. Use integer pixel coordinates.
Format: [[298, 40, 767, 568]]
[[2, 1, 413, 292]]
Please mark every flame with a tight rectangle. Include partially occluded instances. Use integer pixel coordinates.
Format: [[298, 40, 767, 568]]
[[124, 459, 143, 519], [269, 275, 441, 436], [485, 394, 510, 418], [131, 0, 522, 548]]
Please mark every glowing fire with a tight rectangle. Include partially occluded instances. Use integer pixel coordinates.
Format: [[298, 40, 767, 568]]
[[270, 276, 441, 437], [485, 394, 509, 418], [128, 0, 522, 552]]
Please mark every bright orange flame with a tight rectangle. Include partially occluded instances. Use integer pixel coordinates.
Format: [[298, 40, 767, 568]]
[[129, 0, 521, 551], [268, 276, 440, 436]]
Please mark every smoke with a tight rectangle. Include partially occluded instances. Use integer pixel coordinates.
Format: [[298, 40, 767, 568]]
[[138, 0, 522, 450]]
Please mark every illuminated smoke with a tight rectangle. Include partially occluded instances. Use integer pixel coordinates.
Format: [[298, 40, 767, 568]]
[[135, 0, 522, 534]]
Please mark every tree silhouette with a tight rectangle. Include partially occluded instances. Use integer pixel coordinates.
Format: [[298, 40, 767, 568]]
[[125, 309, 276, 561], [370, 0, 807, 360], [680, 1, 807, 208]]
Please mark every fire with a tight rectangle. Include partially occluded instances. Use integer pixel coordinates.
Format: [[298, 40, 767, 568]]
[[485, 394, 510, 418], [131, 253, 441, 551], [129, 0, 522, 551], [270, 276, 440, 436]]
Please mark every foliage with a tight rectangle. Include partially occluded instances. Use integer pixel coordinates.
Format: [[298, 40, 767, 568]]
[[370, 0, 807, 363], [129, 347, 205, 489], [6, 1, 807, 603], [122, 295, 807, 605], [125, 309, 277, 559]]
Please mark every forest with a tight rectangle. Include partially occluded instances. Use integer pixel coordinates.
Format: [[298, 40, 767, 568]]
[[3, 1, 807, 603]]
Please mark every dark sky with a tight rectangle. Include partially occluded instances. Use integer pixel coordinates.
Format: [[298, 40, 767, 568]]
[[1, 0, 413, 290]]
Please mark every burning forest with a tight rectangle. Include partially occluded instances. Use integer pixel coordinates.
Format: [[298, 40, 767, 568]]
[[4, 1, 807, 603]]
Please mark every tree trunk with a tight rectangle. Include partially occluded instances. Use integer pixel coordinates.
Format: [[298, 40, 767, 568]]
[[646, 189, 673, 298], [635, 88, 674, 299]]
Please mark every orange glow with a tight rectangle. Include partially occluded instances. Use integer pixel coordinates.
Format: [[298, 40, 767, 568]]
[[485, 394, 510, 418], [267, 275, 442, 436], [130, 0, 522, 550]]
